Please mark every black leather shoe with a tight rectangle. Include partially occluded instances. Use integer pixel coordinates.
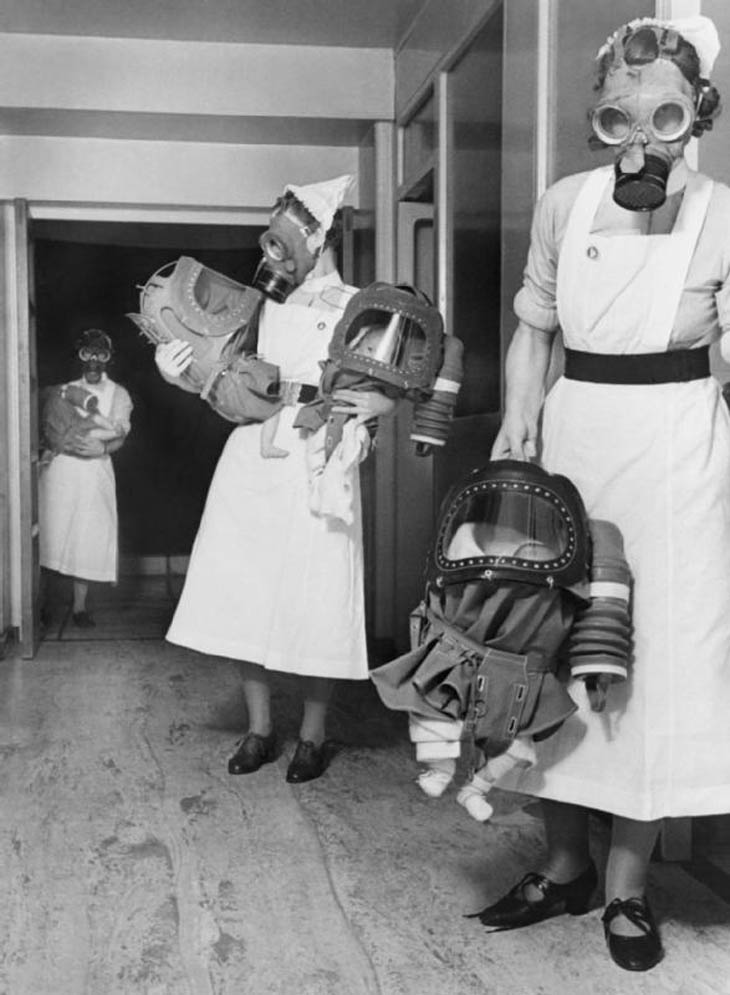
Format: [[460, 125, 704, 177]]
[[602, 896, 664, 972], [467, 861, 598, 931], [227, 731, 277, 775], [72, 611, 95, 628], [285, 740, 329, 784]]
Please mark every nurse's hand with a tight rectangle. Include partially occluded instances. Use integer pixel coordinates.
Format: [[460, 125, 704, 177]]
[[155, 340, 193, 379], [490, 415, 537, 461], [66, 437, 106, 458], [330, 389, 397, 425]]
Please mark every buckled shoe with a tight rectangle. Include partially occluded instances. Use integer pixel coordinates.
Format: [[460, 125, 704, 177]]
[[467, 861, 598, 931], [602, 896, 664, 972]]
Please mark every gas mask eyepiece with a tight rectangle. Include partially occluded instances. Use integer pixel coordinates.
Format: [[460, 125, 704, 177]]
[[78, 346, 111, 364], [76, 329, 113, 369], [592, 96, 695, 147]]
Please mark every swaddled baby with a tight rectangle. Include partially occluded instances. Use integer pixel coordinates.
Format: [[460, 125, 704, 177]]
[[40, 383, 120, 460], [412, 523, 558, 821]]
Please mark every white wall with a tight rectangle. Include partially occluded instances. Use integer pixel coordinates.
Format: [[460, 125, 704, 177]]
[[0, 136, 360, 209], [0, 32, 394, 210], [0, 33, 393, 119]]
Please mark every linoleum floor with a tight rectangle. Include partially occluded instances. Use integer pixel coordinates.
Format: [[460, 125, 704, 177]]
[[1, 575, 728, 995]]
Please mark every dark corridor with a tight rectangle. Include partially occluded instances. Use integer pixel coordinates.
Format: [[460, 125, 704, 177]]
[[34, 222, 263, 560]]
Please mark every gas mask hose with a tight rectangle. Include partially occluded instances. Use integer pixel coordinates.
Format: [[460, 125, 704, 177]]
[[568, 519, 633, 686], [410, 335, 464, 456]]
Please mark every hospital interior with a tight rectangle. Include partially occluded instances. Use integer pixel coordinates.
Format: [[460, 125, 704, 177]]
[[1, 0, 730, 992]]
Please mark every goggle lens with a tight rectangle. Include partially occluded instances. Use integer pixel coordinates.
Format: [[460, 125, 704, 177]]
[[79, 348, 110, 362], [651, 100, 692, 141], [259, 232, 288, 263], [593, 99, 693, 146], [594, 105, 632, 143]]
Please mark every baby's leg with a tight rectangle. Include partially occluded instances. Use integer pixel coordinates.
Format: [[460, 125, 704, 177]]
[[457, 738, 536, 821], [260, 412, 289, 458]]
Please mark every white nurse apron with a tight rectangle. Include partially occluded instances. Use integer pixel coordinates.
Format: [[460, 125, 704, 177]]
[[39, 376, 119, 582], [504, 167, 730, 819], [166, 296, 369, 681]]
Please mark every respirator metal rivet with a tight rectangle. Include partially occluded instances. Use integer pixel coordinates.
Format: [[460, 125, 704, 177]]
[[587, 245, 599, 260]]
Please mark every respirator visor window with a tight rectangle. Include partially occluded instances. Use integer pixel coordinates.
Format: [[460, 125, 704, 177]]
[[345, 309, 426, 368], [442, 489, 570, 568], [592, 97, 694, 145]]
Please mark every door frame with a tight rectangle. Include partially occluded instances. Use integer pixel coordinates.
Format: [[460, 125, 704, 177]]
[[7, 202, 276, 657]]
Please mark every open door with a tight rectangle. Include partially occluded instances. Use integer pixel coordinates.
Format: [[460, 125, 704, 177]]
[[4, 199, 41, 657]]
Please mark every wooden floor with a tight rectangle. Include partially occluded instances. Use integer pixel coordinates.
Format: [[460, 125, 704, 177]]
[[1, 577, 729, 995]]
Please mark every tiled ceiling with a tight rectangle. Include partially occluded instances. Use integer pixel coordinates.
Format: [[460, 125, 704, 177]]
[[0, 0, 426, 49]]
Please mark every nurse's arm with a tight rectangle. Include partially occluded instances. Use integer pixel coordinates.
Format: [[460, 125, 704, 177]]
[[490, 321, 553, 461]]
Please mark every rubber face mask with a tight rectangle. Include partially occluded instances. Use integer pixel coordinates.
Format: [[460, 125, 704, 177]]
[[592, 60, 696, 211], [77, 332, 112, 384], [253, 198, 322, 303], [328, 282, 445, 395]]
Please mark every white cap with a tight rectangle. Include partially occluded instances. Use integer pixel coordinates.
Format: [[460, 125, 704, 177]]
[[597, 14, 721, 79], [284, 174, 354, 234]]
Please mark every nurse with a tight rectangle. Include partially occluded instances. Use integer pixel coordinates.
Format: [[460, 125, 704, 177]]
[[483, 16, 730, 972], [39, 330, 133, 626], [157, 176, 395, 784]]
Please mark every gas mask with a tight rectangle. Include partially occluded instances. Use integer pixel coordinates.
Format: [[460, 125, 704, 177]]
[[430, 460, 590, 596], [76, 330, 112, 384], [252, 194, 324, 303], [328, 282, 445, 395], [593, 84, 696, 211], [591, 29, 701, 212], [370, 461, 632, 758]]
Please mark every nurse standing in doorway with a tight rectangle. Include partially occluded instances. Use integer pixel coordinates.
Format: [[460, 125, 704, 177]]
[[39, 329, 133, 627]]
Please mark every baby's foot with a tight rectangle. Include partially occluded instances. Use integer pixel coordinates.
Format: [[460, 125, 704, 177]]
[[456, 783, 494, 822], [417, 767, 453, 798]]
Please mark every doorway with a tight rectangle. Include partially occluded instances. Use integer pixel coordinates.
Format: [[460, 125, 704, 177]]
[[34, 220, 259, 640]]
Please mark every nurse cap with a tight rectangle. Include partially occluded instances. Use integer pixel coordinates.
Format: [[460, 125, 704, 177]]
[[284, 174, 354, 233], [596, 14, 721, 79]]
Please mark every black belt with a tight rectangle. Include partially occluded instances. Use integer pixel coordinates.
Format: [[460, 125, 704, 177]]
[[563, 347, 710, 385], [279, 381, 318, 405]]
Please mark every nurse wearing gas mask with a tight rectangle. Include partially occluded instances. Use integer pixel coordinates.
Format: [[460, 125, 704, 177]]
[[487, 17, 730, 972], [160, 176, 396, 785], [39, 330, 133, 627]]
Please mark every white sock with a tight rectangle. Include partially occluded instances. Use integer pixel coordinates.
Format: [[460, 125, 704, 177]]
[[416, 758, 456, 798], [456, 780, 494, 822]]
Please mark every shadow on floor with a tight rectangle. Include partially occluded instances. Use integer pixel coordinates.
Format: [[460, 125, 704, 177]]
[[41, 570, 183, 642]]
